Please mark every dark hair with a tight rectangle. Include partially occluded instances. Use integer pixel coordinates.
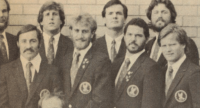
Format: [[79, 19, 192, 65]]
[[124, 18, 150, 39], [102, 0, 128, 19], [158, 23, 190, 53], [17, 24, 42, 43], [37, 1, 65, 31], [3, 0, 10, 12], [146, 0, 177, 23]]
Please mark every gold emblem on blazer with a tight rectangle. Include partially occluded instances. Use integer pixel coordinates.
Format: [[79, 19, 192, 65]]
[[79, 82, 92, 94], [127, 85, 139, 97], [175, 90, 187, 103]]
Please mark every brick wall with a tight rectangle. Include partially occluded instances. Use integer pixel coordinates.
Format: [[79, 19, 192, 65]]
[[6, 0, 200, 59]]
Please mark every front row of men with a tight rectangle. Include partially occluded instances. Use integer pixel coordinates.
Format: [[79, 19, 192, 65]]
[[1, 13, 200, 108]]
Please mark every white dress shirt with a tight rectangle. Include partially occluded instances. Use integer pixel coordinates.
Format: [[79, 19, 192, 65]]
[[166, 54, 186, 80], [105, 34, 123, 60], [43, 32, 61, 58], [150, 33, 162, 61], [20, 54, 42, 82], [1, 31, 9, 59], [73, 43, 92, 68], [115, 49, 145, 85]]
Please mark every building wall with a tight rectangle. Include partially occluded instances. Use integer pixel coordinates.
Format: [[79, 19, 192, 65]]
[[6, 0, 200, 59]]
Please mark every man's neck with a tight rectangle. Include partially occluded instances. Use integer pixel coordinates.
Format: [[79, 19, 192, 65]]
[[106, 28, 123, 39], [43, 29, 60, 36]]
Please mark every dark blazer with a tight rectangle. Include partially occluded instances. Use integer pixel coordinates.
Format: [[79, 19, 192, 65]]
[[93, 36, 126, 62], [162, 58, 200, 108], [61, 46, 113, 108], [39, 34, 73, 67], [0, 58, 62, 108], [145, 37, 199, 67], [0, 32, 19, 66], [112, 52, 165, 108]]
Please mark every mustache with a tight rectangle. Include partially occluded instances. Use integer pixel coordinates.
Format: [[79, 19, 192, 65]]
[[75, 38, 86, 41], [23, 48, 34, 53], [156, 17, 166, 23], [128, 41, 138, 46]]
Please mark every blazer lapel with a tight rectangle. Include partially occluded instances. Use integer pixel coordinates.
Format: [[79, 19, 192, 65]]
[[163, 59, 189, 106], [101, 36, 109, 56], [146, 37, 156, 55], [116, 52, 147, 101], [26, 60, 48, 105], [116, 38, 126, 59], [39, 38, 47, 61], [70, 47, 93, 98], [54, 35, 65, 63], [12, 59, 28, 93], [63, 51, 73, 99]]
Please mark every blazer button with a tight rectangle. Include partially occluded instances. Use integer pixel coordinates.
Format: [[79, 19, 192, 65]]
[[69, 104, 72, 108]]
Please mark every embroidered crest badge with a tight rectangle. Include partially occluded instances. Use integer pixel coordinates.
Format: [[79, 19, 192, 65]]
[[127, 85, 139, 97], [175, 90, 187, 103], [79, 82, 92, 94]]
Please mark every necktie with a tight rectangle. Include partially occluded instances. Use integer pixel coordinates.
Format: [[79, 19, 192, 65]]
[[70, 52, 80, 87], [47, 36, 54, 64], [165, 66, 173, 95], [152, 41, 159, 61], [26, 62, 32, 93], [115, 58, 130, 90], [0, 35, 8, 62], [111, 39, 117, 62]]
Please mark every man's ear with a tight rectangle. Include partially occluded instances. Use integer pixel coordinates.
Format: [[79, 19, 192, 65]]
[[17, 41, 19, 48]]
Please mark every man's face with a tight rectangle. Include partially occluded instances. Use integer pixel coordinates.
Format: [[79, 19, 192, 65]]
[[124, 25, 147, 54], [160, 33, 185, 64], [17, 31, 40, 61], [42, 97, 62, 108], [151, 3, 171, 32], [40, 9, 62, 32], [104, 4, 125, 30], [0, 0, 9, 31], [72, 23, 94, 50]]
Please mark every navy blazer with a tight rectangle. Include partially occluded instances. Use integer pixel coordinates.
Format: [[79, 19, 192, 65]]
[[162, 58, 200, 108], [0, 32, 19, 66], [145, 37, 199, 67], [0, 58, 62, 108], [60, 46, 113, 108], [112, 52, 165, 108], [93, 36, 126, 62]]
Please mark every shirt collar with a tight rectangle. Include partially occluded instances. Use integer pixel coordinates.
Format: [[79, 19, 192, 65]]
[[73, 42, 92, 57], [20, 54, 42, 73], [1, 31, 7, 39], [168, 54, 186, 77], [43, 32, 60, 44], [105, 33, 124, 44], [125, 49, 145, 61]]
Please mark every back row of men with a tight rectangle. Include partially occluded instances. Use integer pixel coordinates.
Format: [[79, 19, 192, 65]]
[[0, 0, 199, 108]]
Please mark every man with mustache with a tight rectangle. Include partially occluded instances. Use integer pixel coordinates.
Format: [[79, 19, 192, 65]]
[[0, 0, 19, 66], [158, 23, 200, 108], [94, 0, 128, 63], [145, 0, 199, 67], [112, 18, 164, 108], [60, 13, 113, 108], [0, 24, 62, 108], [37, 1, 73, 66]]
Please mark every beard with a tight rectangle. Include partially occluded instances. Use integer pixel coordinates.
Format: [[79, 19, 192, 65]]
[[149, 18, 169, 32], [126, 41, 146, 54]]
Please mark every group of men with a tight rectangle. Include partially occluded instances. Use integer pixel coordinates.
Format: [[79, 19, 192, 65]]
[[0, 0, 199, 108]]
